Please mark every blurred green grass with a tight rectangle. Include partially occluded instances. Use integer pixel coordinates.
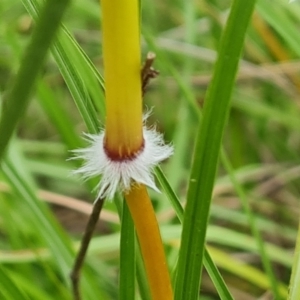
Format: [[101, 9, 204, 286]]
[[1, 0, 300, 299]]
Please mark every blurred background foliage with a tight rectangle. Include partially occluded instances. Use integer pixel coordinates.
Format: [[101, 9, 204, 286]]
[[0, 0, 300, 299]]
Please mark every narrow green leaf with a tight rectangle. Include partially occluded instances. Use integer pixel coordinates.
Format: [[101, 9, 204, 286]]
[[136, 249, 151, 300], [0, 266, 31, 300], [174, 1, 257, 299], [119, 201, 135, 300], [51, 37, 100, 134], [37, 80, 82, 150], [0, 0, 71, 161], [0, 266, 54, 300], [21, 0, 104, 134], [257, 0, 300, 57], [2, 143, 99, 299]]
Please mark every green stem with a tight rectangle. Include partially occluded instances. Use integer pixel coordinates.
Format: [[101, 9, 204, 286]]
[[174, 1, 256, 299], [119, 201, 135, 300], [0, 0, 70, 161]]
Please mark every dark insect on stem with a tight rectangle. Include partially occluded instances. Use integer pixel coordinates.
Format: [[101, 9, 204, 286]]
[[141, 52, 159, 95]]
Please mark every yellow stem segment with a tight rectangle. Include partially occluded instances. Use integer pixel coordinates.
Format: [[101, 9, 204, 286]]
[[101, 0, 143, 159], [125, 185, 173, 300], [100, 1, 172, 297]]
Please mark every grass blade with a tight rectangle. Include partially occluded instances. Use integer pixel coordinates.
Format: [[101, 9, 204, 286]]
[[119, 201, 136, 300], [2, 142, 100, 299], [0, 0, 70, 161], [0, 266, 31, 300], [257, 0, 300, 57], [21, 0, 104, 134], [174, 1, 256, 299]]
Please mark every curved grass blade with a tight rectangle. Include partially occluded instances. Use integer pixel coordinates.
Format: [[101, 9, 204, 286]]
[[21, 0, 105, 133], [2, 142, 105, 299], [0, 0, 71, 161]]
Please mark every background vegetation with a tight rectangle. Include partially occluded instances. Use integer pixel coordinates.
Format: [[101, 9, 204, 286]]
[[0, 0, 300, 299]]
